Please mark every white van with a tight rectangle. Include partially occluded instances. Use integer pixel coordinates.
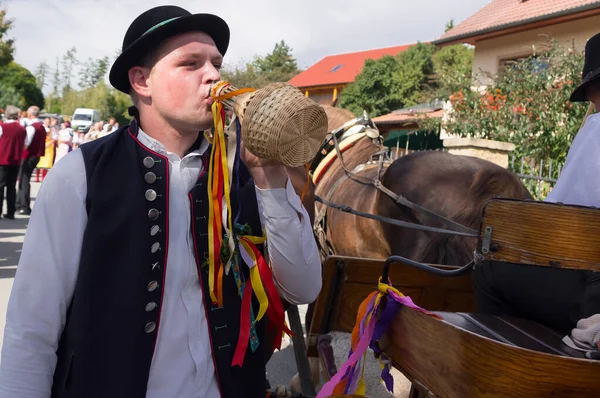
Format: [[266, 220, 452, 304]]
[[71, 108, 101, 133]]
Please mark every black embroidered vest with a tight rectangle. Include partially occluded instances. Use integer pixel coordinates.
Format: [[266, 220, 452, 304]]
[[51, 121, 267, 398]]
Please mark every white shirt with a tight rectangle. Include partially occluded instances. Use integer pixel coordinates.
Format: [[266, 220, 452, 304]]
[[0, 129, 321, 398], [0, 120, 29, 146], [545, 113, 600, 206], [24, 118, 41, 147]]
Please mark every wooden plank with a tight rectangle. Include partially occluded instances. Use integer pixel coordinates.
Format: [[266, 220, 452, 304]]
[[307, 256, 476, 358], [380, 308, 600, 398], [480, 199, 600, 272]]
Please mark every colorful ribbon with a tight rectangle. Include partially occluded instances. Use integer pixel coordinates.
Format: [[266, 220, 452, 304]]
[[209, 83, 293, 368], [207, 85, 256, 306], [316, 278, 442, 397]]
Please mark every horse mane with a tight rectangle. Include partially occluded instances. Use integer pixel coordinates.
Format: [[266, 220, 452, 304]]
[[417, 165, 532, 266], [321, 105, 356, 132]]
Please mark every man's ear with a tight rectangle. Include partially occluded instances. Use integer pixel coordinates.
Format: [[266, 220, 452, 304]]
[[128, 66, 152, 98]]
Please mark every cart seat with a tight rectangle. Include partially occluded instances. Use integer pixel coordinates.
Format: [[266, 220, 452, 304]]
[[436, 312, 587, 359]]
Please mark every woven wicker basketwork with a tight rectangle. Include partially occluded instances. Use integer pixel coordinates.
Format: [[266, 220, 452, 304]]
[[211, 81, 329, 167]]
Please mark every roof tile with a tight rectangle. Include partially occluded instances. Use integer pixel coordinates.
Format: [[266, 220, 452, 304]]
[[288, 44, 413, 88], [438, 0, 600, 42]]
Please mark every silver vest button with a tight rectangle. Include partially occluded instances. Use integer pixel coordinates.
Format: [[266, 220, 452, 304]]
[[144, 172, 157, 184], [145, 189, 157, 202], [145, 302, 158, 312], [151, 242, 160, 253], [147, 280, 159, 292], [150, 225, 160, 236], [148, 208, 159, 220], [145, 322, 156, 333], [143, 157, 155, 169]]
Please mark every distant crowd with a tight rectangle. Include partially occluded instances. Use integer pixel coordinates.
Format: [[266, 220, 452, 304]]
[[0, 104, 119, 219]]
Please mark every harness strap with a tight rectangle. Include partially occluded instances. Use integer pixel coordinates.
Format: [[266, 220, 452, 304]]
[[315, 195, 478, 238], [330, 133, 478, 236]]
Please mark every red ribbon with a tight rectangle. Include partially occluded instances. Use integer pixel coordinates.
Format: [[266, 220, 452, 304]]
[[232, 277, 253, 367], [246, 241, 293, 349]]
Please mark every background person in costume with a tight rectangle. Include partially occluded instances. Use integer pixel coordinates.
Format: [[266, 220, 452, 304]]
[[0, 5, 322, 398], [473, 32, 600, 355]]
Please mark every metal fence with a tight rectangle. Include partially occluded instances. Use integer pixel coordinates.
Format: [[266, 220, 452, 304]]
[[510, 154, 562, 200]]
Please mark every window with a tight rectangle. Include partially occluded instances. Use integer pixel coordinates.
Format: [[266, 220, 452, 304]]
[[498, 54, 549, 76], [329, 64, 343, 72], [73, 114, 92, 121]]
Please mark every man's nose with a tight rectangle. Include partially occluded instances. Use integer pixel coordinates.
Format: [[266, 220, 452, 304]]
[[205, 64, 221, 84]]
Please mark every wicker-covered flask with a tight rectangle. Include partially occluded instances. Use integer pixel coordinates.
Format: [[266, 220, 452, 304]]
[[211, 80, 329, 167]]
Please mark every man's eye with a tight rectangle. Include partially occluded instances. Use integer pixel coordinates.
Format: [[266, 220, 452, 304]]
[[213, 64, 222, 70]]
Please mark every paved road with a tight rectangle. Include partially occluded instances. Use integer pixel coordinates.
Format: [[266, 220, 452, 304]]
[[0, 181, 40, 354]]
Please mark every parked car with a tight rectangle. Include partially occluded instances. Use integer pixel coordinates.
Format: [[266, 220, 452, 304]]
[[71, 108, 101, 133]]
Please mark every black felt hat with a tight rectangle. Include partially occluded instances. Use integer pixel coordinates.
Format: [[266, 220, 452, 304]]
[[571, 32, 600, 102], [109, 5, 230, 94]]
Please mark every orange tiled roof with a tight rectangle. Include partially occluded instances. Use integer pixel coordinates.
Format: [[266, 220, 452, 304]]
[[288, 44, 413, 89], [436, 0, 600, 44]]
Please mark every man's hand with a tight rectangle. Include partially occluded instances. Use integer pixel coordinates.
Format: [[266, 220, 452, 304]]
[[240, 139, 288, 189]]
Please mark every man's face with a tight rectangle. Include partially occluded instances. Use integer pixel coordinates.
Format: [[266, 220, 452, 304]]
[[144, 31, 223, 133]]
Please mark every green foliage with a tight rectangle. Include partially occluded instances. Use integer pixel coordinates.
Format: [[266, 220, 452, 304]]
[[341, 42, 456, 117], [0, 6, 14, 67], [394, 42, 437, 106], [0, 82, 20, 110], [220, 40, 301, 88], [340, 56, 403, 117], [61, 47, 78, 90], [79, 56, 110, 89], [34, 61, 50, 91], [429, 44, 473, 99], [220, 59, 269, 88], [58, 81, 131, 125], [0, 62, 44, 109], [444, 39, 586, 178]]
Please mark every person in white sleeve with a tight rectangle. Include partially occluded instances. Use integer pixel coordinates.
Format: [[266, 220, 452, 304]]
[[0, 5, 322, 398]]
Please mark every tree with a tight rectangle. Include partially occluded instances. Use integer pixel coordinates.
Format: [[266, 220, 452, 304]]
[[428, 44, 474, 100], [61, 47, 78, 91], [340, 55, 403, 117], [220, 58, 269, 88], [0, 5, 15, 67], [34, 61, 50, 91], [445, 19, 454, 32], [220, 40, 302, 89], [393, 42, 437, 106], [253, 40, 301, 83], [0, 62, 45, 109], [0, 82, 21, 110]]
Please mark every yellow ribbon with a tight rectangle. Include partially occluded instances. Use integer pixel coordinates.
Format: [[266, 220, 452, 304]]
[[240, 238, 269, 323]]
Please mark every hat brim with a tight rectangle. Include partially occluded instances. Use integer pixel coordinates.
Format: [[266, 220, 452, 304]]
[[570, 83, 588, 103], [109, 13, 230, 94]]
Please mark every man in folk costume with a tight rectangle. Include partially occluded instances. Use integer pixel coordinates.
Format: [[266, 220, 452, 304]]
[[0, 6, 322, 398], [473, 33, 600, 356], [0, 106, 27, 220]]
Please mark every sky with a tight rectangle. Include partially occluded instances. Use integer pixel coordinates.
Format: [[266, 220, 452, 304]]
[[4, 0, 491, 92]]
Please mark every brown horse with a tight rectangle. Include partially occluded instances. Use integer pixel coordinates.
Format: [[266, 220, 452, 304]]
[[313, 108, 532, 266]]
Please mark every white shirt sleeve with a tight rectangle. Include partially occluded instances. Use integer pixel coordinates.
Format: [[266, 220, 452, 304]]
[[0, 150, 87, 397], [255, 178, 322, 305], [545, 115, 600, 207], [24, 126, 35, 147]]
